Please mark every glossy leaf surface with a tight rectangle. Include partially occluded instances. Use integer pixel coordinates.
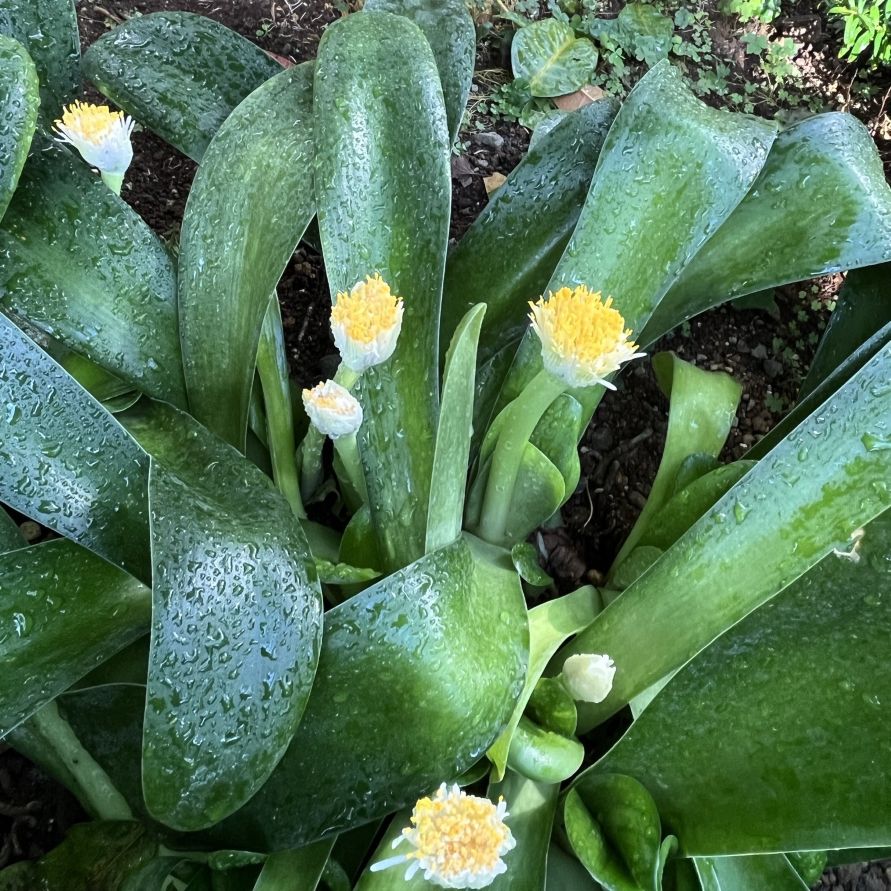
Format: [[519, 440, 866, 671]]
[[314, 12, 451, 570], [511, 20, 599, 97], [82, 12, 280, 161], [587, 510, 891, 855], [564, 342, 891, 728], [253, 843, 334, 891], [123, 401, 323, 831], [0, 0, 78, 114], [0, 315, 150, 580], [0, 539, 150, 734], [694, 855, 808, 890], [647, 114, 891, 344], [0, 35, 38, 223], [179, 63, 315, 448], [364, 0, 475, 142], [0, 141, 185, 407]]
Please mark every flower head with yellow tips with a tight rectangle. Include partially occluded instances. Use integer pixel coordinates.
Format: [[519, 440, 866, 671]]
[[331, 274, 404, 373], [54, 101, 134, 177], [563, 653, 616, 704], [528, 285, 645, 389], [370, 783, 516, 889], [302, 379, 363, 439]]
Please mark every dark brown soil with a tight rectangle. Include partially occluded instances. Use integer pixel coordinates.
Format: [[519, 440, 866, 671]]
[[2, 1, 884, 886]]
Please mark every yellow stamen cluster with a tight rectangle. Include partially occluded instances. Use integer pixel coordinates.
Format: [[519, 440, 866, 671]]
[[332, 274, 402, 346], [56, 101, 126, 145], [529, 285, 643, 389], [53, 101, 134, 178]]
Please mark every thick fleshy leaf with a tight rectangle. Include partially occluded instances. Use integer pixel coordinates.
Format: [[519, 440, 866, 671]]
[[0, 539, 150, 735], [586, 510, 891, 855], [0, 0, 78, 114], [645, 114, 891, 344], [253, 843, 334, 891], [511, 20, 599, 97], [0, 315, 150, 579], [611, 353, 741, 577], [82, 12, 280, 161], [694, 855, 808, 890], [547, 844, 603, 890], [363, 0, 475, 143], [0, 36, 38, 223], [0, 141, 185, 407], [496, 60, 777, 418], [121, 401, 323, 831], [314, 12, 451, 570], [426, 303, 486, 553], [562, 343, 891, 730], [800, 263, 891, 400], [179, 63, 315, 448]]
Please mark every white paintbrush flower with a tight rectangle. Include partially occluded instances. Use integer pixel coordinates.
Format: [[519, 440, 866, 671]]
[[302, 380, 363, 439], [331, 274, 404, 373], [54, 101, 134, 177], [563, 653, 617, 703]]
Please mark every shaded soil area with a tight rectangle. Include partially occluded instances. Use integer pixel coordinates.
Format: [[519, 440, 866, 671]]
[[2, 0, 885, 886]]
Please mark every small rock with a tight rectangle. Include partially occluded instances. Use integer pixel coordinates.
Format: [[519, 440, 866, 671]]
[[20, 521, 41, 542], [763, 358, 783, 379], [474, 131, 504, 150], [751, 343, 768, 359]]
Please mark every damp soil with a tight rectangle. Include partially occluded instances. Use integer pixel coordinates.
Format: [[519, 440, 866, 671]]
[[2, 1, 886, 886]]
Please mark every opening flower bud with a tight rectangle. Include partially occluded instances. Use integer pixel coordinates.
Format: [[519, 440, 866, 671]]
[[301, 380, 363, 439], [331, 274, 404, 373], [54, 101, 135, 177], [563, 653, 616, 703], [529, 285, 645, 389]]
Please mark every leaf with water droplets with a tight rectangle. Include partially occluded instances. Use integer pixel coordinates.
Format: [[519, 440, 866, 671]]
[[82, 12, 280, 162], [511, 20, 599, 98], [0, 140, 186, 407], [0, 35, 38, 223], [0, 539, 150, 735], [314, 12, 451, 571], [122, 400, 323, 831], [561, 341, 891, 730], [578, 509, 891, 855], [0, 315, 151, 579], [179, 63, 315, 449], [0, 0, 79, 117], [694, 855, 810, 890]]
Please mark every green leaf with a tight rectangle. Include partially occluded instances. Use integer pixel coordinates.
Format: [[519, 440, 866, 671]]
[[363, 0, 475, 143], [584, 510, 891, 855], [0, 0, 78, 115], [800, 263, 891, 400], [547, 843, 604, 890], [179, 63, 315, 449], [82, 12, 281, 161], [0, 315, 151, 580], [511, 542, 554, 587], [122, 401, 323, 831], [314, 558, 381, 585], [252, 842, 334, 891], [512, 20, 599, 97], [0, 141, 186, 407], [616, 4, 675, 64], [694, 855, 808, 890], [489, 585, 601, 779], [563, 342, 891, 730], [0, 36, 38, 223], [611, 353, 741, 576], [426, 303, 486, 553], [314, 11, 451, 571], [0, 539, 150, 734], [496, 60, 777, 421], [647, 114, 891, 344], [506, 715, 584, 783]]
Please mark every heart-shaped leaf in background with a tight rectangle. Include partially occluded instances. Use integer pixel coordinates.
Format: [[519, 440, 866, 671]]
[[512, 20, 599, 97]]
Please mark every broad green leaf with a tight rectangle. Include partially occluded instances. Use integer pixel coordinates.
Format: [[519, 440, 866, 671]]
[[496, 60, 777, 420], [512, 20, 599, 97], [442, 100, 618, 366], [426, 303, 486, 552], [511, 542, 553, 587], [0, 0, 78, 114], [253, 843, 334, 891], [82, 12, 280, 161], [646, 114, 891, 344], [611, 353, 741, 576], [694, 855, 808, 890], [503, 443, 565, 544], [122, 401, 323, 831], [0, 315, 150, 580], [179, 63, 314, 448], [0, 539, 150, 734], [566, 774, 665, 891], [489, 585, 601, 779], [314, 558, 380, 585], [506, 715, 584, 783], [584, 510, 891, 855], [546, 844, 603, 890], [314, 12, 451, 570], [0, 36, 38, 223], [527, 676, 577, 735], [564, 342, 891, 729], [0, 141, 186, 407], [615, 4, 675, 64], [800, 263, 890, 400], [364, 0, 475, 143]]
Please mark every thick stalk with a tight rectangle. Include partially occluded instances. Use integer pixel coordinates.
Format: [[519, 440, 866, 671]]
[[100, 171, 125, 195], [333, 433, 368, 505]]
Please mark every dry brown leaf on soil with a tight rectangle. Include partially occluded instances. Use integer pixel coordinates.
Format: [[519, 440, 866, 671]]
[[554, 85, 606, 111], [484, 172, 508, 196]]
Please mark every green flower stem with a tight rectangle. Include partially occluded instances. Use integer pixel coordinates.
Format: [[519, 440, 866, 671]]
[[100, 170, 125, 195], [27, 700, 133, 821], [333, 365, 360, 390], [334, 432, 368, 505], [478, 369, 566, 545], [257, 300, 305, 518]]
